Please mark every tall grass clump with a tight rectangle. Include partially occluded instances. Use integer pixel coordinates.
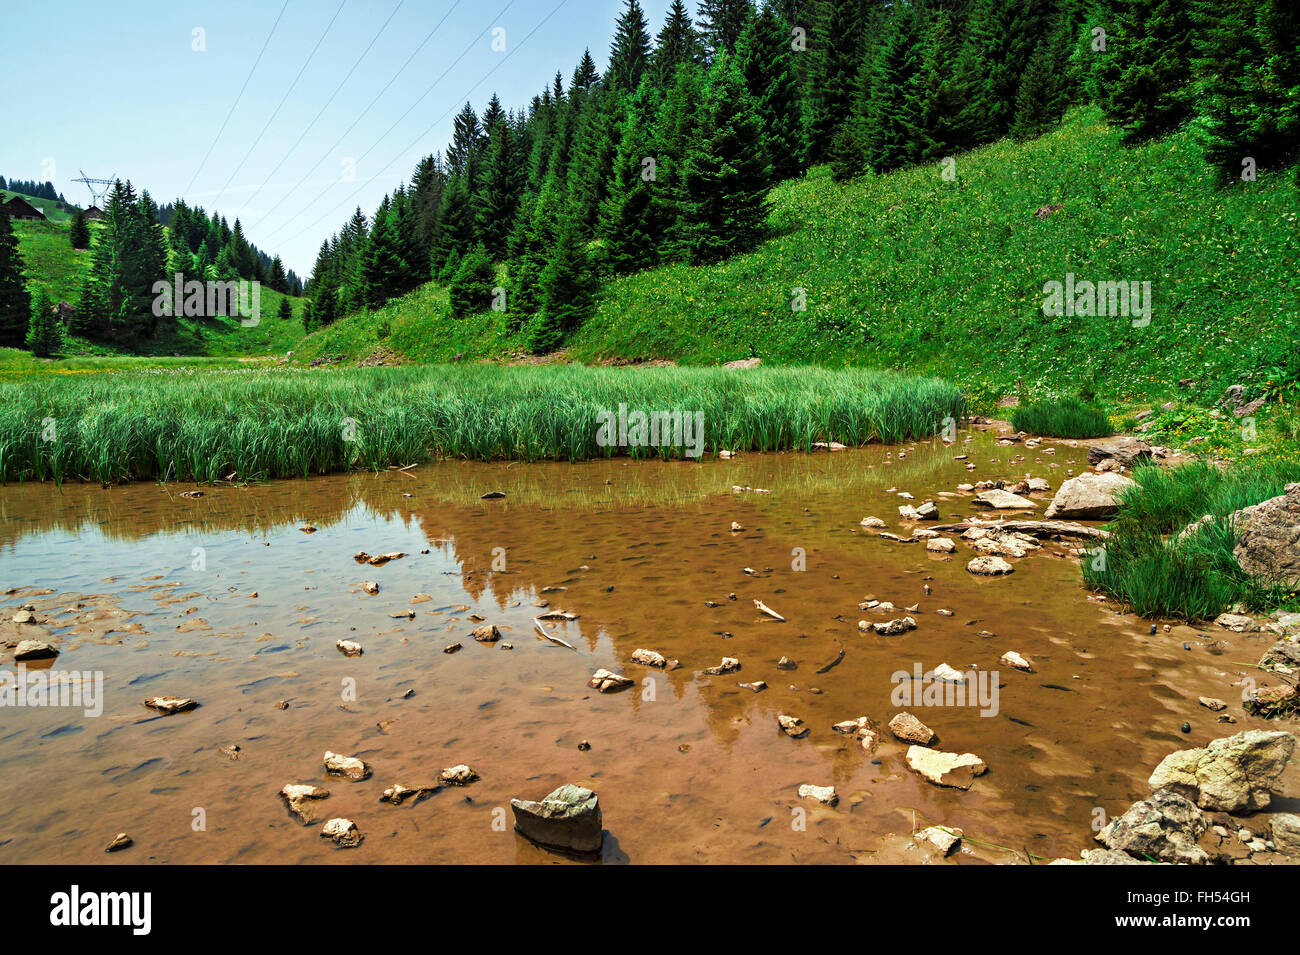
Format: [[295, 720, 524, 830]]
[[0, 364, 965, 484], [1082, 460, 1300, 619], [1011, 398, 1113, 438]]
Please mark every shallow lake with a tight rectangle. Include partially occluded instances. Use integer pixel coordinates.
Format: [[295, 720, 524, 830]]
[[0, 430, 1281, 863]]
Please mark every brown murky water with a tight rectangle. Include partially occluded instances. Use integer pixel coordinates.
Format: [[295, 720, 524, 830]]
[[0, 431, 1287, 864]]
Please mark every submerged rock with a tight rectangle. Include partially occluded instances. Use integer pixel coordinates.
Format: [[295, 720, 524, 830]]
[[143, 696, 198, 714], [703, 657, 741, 675], [630, 648, 668, 668], [1044, 473, 1135, 520], [13, 639, 57, 661], [588, 668, 633, 692], [906, 746, 987, 790], [510, 783, 603, 854], [336, 639, 363, 656], [105, 832, 133, 853], [1000, 651, 1032, 671], [777, 714, 808, 738], [320, 817, 363, 848], [888, 712, 935, 745], [966, 556, 1014, 576], [973, 489, 1038, 509], [872, 616, 917, 636], [916, 826, 962, 856], [1096, 790, 1208, 864], [379, 783, 439, 805], [798, 784, 838, 806], [323, 751, 372, 781], [1147, 730, 1295, 812], [280, 783, 330, 823], [471, 623, 501, 643], [439, 764, 479, 786]]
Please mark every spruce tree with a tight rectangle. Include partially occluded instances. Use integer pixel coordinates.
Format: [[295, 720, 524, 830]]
[[1099, 0, 1196, 140], [599, 81, 663, 274], [860, 6, 926, 174], [26, 285, 63, 356], [1010, 27, 1071, 141], [697, 0, 754, 61], [448, 243, 497, 317], [608, 0, 652, 92], [0, 204, 31, 347], [277, 297, 292, 321], [735, 5, 807, 181], [805, 0, 866, 161], [69, 208, 91, 250], [653, 0, 703, 81], [529, 222, 597, 352], [681, 53, 773, 263]]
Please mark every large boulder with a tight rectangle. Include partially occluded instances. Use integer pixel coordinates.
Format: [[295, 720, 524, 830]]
[[1095, 790, 1209, 864], [1147, 730, 1295, 813], [1044, 472, 1136, 520], [1087, 437, 1153, 467], [510, 783, 603, 854], [1230, 483, 1300, 586]]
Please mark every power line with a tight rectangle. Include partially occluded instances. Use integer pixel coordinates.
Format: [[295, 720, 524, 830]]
[[272, 0, 566, 253], [185, 0, 291, 195], [233, 0, 405, 221], [246, 0, 466, 232], [211, 0, 350, 208]]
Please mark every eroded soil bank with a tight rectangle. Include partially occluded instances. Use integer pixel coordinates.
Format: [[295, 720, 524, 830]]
[[1, 431, 1293, 864]]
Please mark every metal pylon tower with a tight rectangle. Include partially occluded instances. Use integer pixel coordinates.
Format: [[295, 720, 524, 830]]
[[71, 170, 115, 208]]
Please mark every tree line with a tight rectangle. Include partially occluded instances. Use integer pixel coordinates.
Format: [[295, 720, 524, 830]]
[[302, 0, 1296, 353], [0, 177, 67, 204]]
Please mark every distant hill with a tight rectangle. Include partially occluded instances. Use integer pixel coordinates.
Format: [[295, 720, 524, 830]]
[[289, 107, 1299, 408]]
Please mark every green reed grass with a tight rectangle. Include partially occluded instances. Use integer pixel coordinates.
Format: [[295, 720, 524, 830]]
[[1011, 397, 1113, 438], [0, 364, 965, 484], [1082, 459, 1300, 619]]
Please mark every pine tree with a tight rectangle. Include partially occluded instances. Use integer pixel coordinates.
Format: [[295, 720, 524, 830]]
[[448, 243, 497, 317], [599, 81, 663, 274], [1194, 0, 1300, 181], [477, 116, 523, 260], [70, 208, 91, 250], [75, 180, 163, 345], [268, 255, 288, 293], [430, 175, 475, 278], [277, 297, 292, 321], [805, 0, 866, 161], [1010, 26, 1072, 141], [571, 50, 600, 92], [681, 53, 773, 263], [697, 0, 754, 61], [0, 204, 31, 347], [25, 285, 63, 357], [529, 222, 597, 352], [735, 5, 807, 180], [653, 0, 703, 81], [859, 5, 927, 173], [361, 198, 407, 308], [652, 62, 708, 260], [608, 0, 652, 92], [1099, 0, 1196, 140], [913, 8, 968, 162]]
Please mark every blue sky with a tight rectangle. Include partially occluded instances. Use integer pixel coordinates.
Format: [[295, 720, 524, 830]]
[[3, 0, 674, 275]]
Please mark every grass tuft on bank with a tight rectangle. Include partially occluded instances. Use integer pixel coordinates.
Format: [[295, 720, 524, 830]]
[[0, 364, 964, 484], [1082, 460, 1300, 620], [1012, 398, 1113, 438]]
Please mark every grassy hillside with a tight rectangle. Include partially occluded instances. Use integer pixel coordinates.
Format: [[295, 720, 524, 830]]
[[10, 212, 306, 358], [294, 108, 1298, 410], [1, 189, 79, 222]]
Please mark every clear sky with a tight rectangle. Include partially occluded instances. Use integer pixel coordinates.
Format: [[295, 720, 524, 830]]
[[2, 0, 674, 276]]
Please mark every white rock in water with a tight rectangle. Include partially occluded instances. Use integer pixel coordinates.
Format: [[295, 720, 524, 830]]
[[859, 516, 887, 528], [143, 696, 198, 714], [967, 556, 1014, 576], [926, 537, 956, 553], [320, 817, 363, 848], [872, 616, 917, 635], [630, 648, 668, 668], [336, 639, 363, 656], [588, 668, 634, 692], [778, 714, 808, 738], [439, 764, 479, 786], [323, 751, 372, 780], [932, 662, 967, 683], [280, 783, 330, 823], [1044, 472, 1136, 520], [974, 489, 1038, 509], [916, 825, 963, 856], [703, 657, 740, 675], [14, 640, 57, 661], [888, 711, 935, 745], [906, 746, 988, 789], [798, 784, 838, 805], [1000, 651, 1032, 671]]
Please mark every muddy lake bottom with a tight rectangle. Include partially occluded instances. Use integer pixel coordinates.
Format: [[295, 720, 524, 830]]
[[0, 432, 1291, 864]]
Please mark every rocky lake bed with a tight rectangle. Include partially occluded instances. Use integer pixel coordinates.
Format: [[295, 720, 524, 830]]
[[3, 425, 1299, 865]]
